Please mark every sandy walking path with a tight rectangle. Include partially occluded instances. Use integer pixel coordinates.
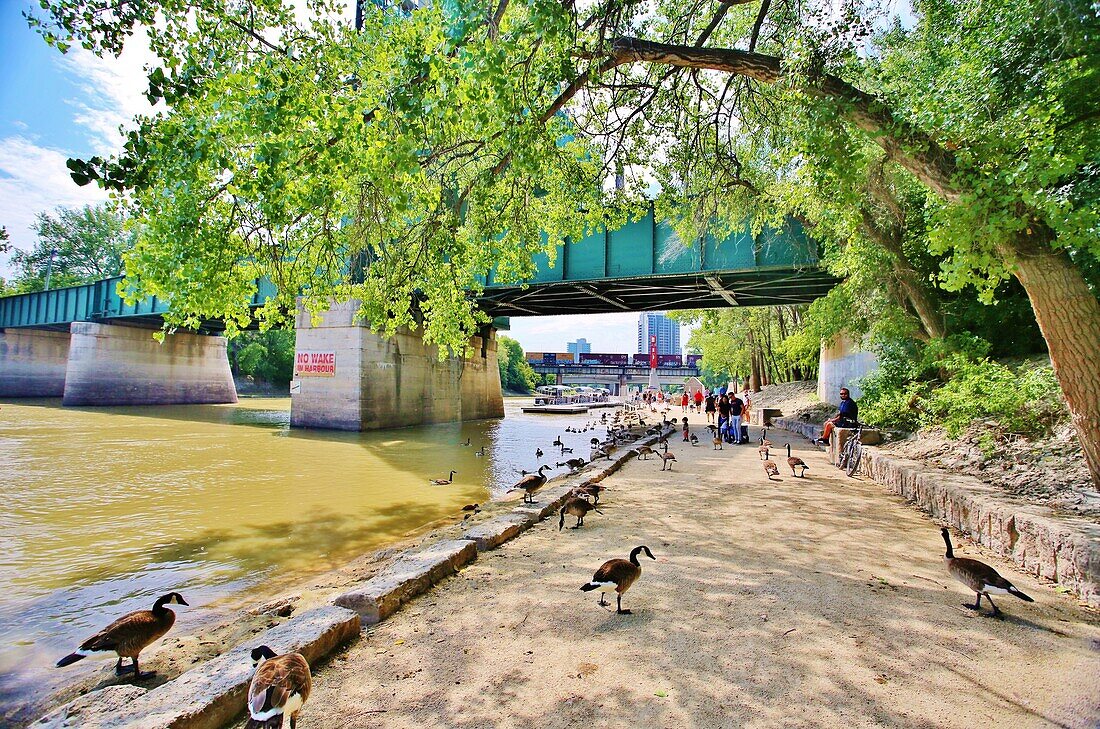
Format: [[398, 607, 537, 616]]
[[296, 413, 1100, 728]]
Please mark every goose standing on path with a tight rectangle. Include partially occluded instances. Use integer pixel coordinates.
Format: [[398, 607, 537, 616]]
[[758, 444, 770, 461], [659, 451, 677, 471], [430, 470, 457, 485], [559, 497, 604, 530], [510, 465, 551, 503], [941, 528, 1033, 617], [245, 646, 312, 729], [785, 444, 808, 477], [763, 460, 779, 480], [56, 592, 188, 679], [635, 445, 655, 460], [580, 546, 656, 614]]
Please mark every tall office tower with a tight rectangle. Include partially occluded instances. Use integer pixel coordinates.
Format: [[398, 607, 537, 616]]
[[637, 313, 681, 355], [567, 338, 592, 355]]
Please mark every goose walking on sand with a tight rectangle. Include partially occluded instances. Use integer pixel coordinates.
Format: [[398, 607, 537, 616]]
[[245, 646, 312, 729], [559, 497, 603, 530], [580, 546, 656, 614], [941, 528, 1033, 617], [510, 465, 551, 503], [785, 444, 808, 477]]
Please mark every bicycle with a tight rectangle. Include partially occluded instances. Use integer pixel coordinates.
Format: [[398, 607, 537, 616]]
[[836, 421, 865, 477]]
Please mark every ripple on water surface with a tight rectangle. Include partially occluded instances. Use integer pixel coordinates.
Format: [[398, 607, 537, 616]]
[[0, 396, 620, 719]]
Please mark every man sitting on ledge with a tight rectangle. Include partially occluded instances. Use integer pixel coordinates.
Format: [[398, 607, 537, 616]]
[[816, 387, 858, 444]]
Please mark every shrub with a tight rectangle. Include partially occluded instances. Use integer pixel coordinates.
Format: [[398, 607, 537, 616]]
[[857, 335, 1066, 438]]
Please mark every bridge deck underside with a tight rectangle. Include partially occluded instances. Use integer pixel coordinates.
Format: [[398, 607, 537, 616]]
[[478, 268, 838, 317]]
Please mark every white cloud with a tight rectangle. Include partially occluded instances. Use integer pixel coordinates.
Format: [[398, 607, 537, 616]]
[[58, 32, 157, 156], [0, 136, 109, 277], [1, 32, 155, 278]]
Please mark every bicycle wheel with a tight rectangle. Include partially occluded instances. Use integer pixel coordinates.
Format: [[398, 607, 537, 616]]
[[845, 442, 863, 477]]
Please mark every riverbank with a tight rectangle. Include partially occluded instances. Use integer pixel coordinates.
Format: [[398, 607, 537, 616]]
[[4, 396, 622, 725], [266, 409, 1100, 728]]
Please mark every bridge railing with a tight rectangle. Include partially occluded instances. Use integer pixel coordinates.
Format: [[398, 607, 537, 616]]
[[0, 276, 278, 330]]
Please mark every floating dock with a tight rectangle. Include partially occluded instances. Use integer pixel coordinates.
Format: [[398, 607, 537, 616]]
[[520, 404, 591, 414]]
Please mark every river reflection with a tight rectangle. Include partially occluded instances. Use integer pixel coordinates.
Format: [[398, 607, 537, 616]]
[[0, 396, 617, 717]]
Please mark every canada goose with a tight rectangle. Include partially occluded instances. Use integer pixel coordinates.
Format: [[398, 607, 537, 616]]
[[558, 457, 586, 471], [510, 465, 551, 503], [552, 436, 564, 448], [758, 445, 770, 460], [572, 481, 605, 505], [590, 437, 601, 447], [245, 645, 311, 729], [429, 470, 457, 485], [689, 434, 699, 446], [712, 435, 723, 450], [461, 503, 480, 512], [635, 445, 655, 460], [941, 528, 1033, 617], [763, 461, 779, 480], [474, 446, 486, 457], [56, 592, 187, 679], [559, 497, 604, 530], [460, 437, 471, 447], [592, 448, 612, 460], [560, 446, 573, 454], [706, 424, 718, 434], [535, 448, 544, 459], [580, 545, 656, 614], [785, 444, 808, 477], [659, 452, 677, 471]]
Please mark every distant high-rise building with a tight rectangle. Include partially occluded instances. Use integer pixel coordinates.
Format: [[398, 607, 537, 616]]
[[637, 313, 680, 355], [567, 338, 592, 355]]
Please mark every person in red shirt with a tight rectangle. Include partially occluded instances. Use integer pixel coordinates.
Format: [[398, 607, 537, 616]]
[[681, 391, 689, 412]]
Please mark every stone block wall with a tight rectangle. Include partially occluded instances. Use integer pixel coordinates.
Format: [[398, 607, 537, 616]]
[[0, 328, 70, 397], [290, 301, 505, 431], [62, 322, 237, 406]]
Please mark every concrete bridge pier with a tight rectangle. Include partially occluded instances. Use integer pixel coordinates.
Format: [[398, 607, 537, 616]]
[[0, 328, 71, 397], [61, 322, 237, 406], [817, 333, 879, 404], [290, 301, 504, 431]]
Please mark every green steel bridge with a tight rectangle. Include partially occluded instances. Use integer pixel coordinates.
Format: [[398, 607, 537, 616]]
[[0, 206, 836, 330]]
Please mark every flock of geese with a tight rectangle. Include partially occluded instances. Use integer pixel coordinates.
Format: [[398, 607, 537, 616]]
[[52, 407, 1038, 728]]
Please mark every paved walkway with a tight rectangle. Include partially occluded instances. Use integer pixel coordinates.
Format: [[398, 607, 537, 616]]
[[298, 412, 1100, 728]]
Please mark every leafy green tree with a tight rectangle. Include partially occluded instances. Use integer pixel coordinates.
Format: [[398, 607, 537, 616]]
[[7, 205, 132, 292], [231, 329, 296, 385], [497, 335, 537, 393], [31, 0, 1100, 483]]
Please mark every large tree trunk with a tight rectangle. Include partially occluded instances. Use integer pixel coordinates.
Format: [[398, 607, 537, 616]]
[[1003, 231, 1100, 485]]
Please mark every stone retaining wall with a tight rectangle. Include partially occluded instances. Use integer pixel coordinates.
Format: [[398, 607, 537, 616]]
[[774, 418, 1100, 607]]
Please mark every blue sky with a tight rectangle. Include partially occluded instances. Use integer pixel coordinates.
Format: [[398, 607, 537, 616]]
[[0, 2, 687, 354]]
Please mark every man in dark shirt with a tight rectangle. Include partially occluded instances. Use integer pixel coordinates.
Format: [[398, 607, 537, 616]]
[[817, 388, 859, 444], [728, 394, 744, 443]]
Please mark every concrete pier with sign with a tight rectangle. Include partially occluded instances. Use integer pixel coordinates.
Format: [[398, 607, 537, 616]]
[[289, 301, 505, 431]]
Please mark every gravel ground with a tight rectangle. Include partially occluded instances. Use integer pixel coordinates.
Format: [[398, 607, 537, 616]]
[[291, 411, 1100, 729]]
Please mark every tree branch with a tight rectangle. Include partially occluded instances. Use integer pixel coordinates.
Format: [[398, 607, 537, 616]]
[[603, 37, 963, 201]]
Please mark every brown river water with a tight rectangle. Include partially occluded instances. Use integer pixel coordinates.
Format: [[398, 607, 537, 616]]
[[0, 396, 617, 721]]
